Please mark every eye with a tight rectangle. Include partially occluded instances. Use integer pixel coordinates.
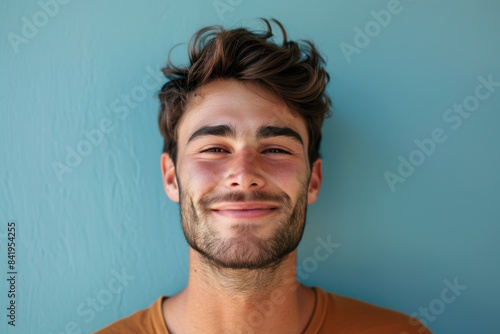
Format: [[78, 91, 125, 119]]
[[200, 147, 228, 153], [263, 148, 291, 154]]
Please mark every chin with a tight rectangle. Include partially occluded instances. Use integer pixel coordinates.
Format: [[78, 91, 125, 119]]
[[195, 233, 297, 270]]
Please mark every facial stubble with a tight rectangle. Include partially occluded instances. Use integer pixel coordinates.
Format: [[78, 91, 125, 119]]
[[178, 179, 309, 270]]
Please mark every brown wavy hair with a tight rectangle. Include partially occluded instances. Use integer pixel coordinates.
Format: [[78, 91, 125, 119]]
[[158, 18, 331, 168]]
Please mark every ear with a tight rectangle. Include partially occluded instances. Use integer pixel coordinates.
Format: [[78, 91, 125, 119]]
[[161, 153, 179, 203], [307, 159, 322, 205]]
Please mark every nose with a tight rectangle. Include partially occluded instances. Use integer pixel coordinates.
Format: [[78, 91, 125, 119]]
[[225, 148, 265, 190]]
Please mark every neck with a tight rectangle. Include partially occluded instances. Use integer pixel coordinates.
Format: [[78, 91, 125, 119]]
[[163, 248, 315, 334], [195, 250, 291, 297]]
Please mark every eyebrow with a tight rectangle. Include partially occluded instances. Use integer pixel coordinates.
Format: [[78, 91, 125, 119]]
[[256, 126, 303, 145], [187, 124, 235, 143], [186, 124, 304, 145]]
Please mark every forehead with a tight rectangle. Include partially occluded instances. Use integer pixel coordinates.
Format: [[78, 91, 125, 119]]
[[176, 79, 309, 144]]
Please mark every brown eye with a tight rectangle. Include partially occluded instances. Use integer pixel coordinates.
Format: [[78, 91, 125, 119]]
[[264, 148, 290, 154], [201, 147, 227, 153]]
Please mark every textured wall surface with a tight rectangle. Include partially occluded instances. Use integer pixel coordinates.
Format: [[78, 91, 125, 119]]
[[1, 0, 499, 333]]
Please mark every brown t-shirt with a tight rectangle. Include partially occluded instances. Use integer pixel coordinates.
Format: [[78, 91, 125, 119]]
[[94, 286, 432, 333]]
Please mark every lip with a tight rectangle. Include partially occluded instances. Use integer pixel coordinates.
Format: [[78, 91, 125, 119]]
[[211, 202, 279, 210], [210, 202, 279, 219]]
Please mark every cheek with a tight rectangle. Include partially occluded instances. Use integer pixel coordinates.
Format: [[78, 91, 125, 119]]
[[182, 160, 224, 187], [262, 161, 307, 191], [180, 157, 308, 195]]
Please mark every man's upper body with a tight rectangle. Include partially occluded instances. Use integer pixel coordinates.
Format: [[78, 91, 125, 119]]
[[95, 19, 432, 334], [96, 285, 432, 334]]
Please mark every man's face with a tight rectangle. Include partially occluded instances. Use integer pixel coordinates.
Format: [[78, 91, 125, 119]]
[[162, 79, 322, 270]]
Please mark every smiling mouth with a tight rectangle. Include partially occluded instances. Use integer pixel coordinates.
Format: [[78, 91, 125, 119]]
[[212, 208, 277, 219], [211, 203, 279, 219]]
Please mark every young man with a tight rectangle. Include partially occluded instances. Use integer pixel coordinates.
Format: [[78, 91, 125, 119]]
[[96, 19, 432, 334]]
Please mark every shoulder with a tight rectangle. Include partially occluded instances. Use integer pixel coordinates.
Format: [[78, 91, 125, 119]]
[[93, 296, 168, 334], [311, 287, 433, 334]]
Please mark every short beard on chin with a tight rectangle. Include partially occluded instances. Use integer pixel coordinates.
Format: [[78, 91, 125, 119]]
[[178, 183, 308, 270]]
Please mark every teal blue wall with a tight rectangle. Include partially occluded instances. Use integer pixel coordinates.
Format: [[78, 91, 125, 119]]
[[1, 0, 499, 333]]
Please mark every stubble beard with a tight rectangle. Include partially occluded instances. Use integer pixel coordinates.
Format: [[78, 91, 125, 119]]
[[178, 180, 309, 270]]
